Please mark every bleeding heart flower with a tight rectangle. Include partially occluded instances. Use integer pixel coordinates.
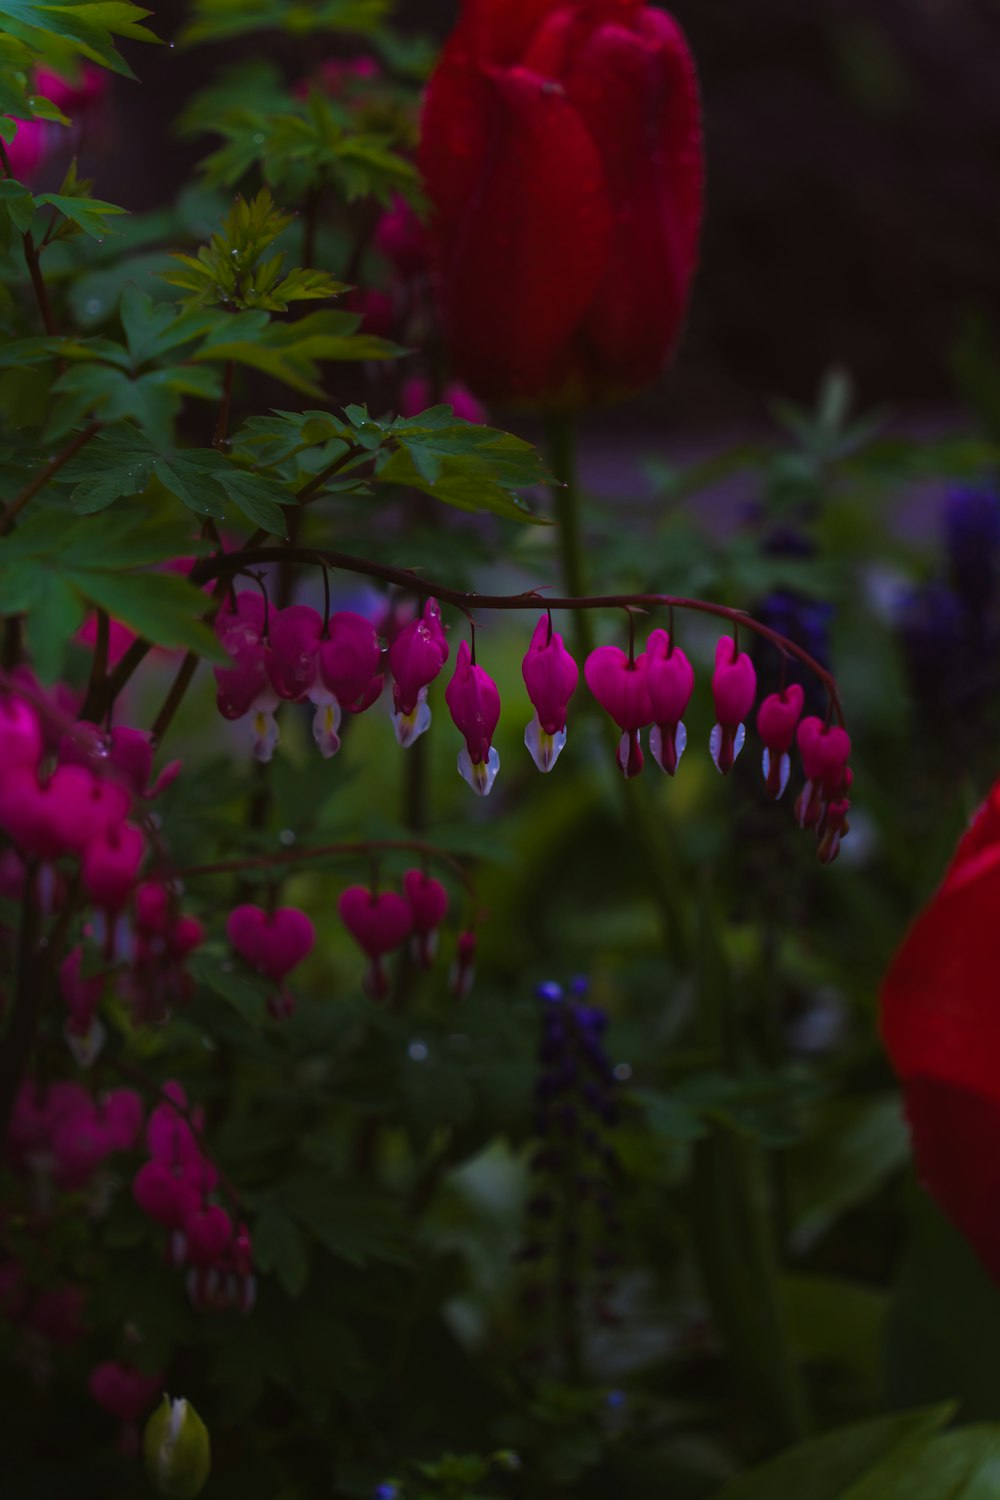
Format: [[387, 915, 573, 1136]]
[[184, 1204, 233, 1266], [388, 598, 450, 747], [88, 1361, 163, 1425], [0, 695, 43, 772], [645, 628, 695, 775], [584, 642, 651, 778], [338, 886, 413, 1000], [522, 614, 578, 773], [710, 636, 756, 774], [444, 639, 501, 795], [756, 685, 805, 800], [226, 904, 315, 1019], [403, 869, 449, 966]]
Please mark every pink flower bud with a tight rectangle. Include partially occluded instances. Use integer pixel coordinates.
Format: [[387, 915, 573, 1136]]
[[403, 869, 449, 966], [0, 695, 42, 771], [133, 1160, 201, 1229], [398, 375, 486, 424], [584, 643, 651, 778], [35, 63, 109, 116], [52, 1106, 111, 1188], [88, 1361, 163, 1425], [0, 764, 125, 860], [795, 718, 852, 833], [522, 615, 579, 772], [756, 685, 805, 800], [82, 822, 145, 914], [644, 629, 695, 776], [796, 717, 852, 791], [710, 636, 756, 774], [184, 1205, 233, 1266], [375, 193, 429, 275], [450, 929, 477, 1000], [102, 1088, 143, 1152], [444, 639, 501, 795], [214, 591, 280, 761], [225, 905, 315, 985], [388, 598, 449, 746]]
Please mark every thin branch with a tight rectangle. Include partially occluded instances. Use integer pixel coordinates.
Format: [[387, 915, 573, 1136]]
[[0, 419, 101, 535], [212, 360, 235, 451], [175, 837, 477, 893], [294, 443, 365, 505], [190, 546, 848, 725]]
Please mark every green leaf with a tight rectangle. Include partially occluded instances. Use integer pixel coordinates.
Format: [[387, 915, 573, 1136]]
[[19, 567, 84, 681], [214, 468, 293, 537], [253, 1205, 309, 1298], [709, 1405, 956, 1500], [0, 0, 158, 77], [35, 190, 128, 240], [179, 0, 390, 45], [278, 1177, 412, 1268], [63, 568, 223, 658], [844, 1427, 1000, 1499], [0, 177, 36, 232], [188, 950, 272, 1026]]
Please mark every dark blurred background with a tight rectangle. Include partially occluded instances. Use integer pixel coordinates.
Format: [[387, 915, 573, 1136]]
[[91, 0, 1000, 429]]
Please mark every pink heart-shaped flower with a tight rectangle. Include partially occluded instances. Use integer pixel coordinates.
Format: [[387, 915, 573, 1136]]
[[338, 887, 412, 958], [226, 905, 315, 983]]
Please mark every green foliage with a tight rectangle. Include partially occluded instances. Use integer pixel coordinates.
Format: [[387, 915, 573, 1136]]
[[162, 187, 346, 310], [178, 0, 391, 46]]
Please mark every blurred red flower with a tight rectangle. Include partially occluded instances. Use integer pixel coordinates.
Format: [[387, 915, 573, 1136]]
[[881, 780, 1000, 1281], [419, 0, 703, 407]]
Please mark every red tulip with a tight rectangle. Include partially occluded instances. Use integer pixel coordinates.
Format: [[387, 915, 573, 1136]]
[[419, 0, 703, 406], [881, 778, 1000, 1282]]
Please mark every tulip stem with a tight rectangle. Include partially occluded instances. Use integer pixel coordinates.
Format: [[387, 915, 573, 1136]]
[[545, 414, 594, 663]]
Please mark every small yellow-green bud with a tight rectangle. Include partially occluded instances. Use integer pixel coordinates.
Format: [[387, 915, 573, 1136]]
[[142, 1395, 211, 1499]]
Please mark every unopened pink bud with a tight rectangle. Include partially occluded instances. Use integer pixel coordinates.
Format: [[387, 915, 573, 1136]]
[[184, 1205, 233, 1267], [0, 695, 43, 771], [88, 1361, 163, 1425]]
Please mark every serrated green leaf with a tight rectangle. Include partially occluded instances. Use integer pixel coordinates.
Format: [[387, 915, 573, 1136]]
[[63, 568, 224, 658], [35, 190, 127, 239], [214, 468, 293, 537], [0, 177, 36, 232], [377, 446, 544, 524]]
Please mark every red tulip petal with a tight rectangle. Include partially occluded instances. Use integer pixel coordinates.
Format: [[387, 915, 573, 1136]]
[[423, 64, 611, 401], [565, 11, 702, 392]]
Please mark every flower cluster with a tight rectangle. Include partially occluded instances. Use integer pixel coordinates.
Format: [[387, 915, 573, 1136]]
[[518, 979, 624, 1359], [132, 1083, 256, 1316], [337, 869, 451, 1000], [2, 1078, 143, 1382], [8, 1078, 143, 1195], [213, 600, 851, 855]]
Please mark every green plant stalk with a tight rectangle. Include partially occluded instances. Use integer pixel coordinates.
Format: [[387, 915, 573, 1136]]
[[544, 414, 691, 962], [691, 881, 811, 1449], [692, 1128, 810, 1450]]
